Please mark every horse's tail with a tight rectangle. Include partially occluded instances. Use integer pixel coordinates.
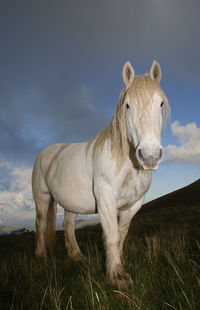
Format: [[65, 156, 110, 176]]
[[45, 200, 57, 253]]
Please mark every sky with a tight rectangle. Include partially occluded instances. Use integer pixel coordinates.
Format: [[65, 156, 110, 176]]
[[0, 0, 200, 227]]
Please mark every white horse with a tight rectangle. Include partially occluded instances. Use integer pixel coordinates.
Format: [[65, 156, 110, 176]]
[[32, 60, 170, 289]]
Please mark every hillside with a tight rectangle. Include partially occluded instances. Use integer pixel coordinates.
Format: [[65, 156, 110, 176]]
[[130, 179, 200, 236], [142, 179, 200, 212]]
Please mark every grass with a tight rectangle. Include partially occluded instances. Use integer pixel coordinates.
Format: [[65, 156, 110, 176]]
[[0, 201, 200, 310]]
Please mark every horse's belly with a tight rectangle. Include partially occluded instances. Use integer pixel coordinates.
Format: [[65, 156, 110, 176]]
[[57, 186, 96, 214], [49, 174, 96, 214], [48, 171, 96, 214]]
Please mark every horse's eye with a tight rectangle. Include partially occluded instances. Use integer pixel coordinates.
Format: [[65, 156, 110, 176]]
[[126, 103, 130, 109], [160, 101, 164, 107]]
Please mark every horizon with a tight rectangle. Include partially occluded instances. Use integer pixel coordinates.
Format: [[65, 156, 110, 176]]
[[1, 178, 199, 229], [0, 1, 200, 227], [1, 177, 199, 230]]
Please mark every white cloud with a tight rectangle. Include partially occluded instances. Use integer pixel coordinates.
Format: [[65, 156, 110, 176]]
[[0, 160, 66, 227], [165, 121, 200, 165], [12, 167, 32, 191], [0, 161, 35, 226]]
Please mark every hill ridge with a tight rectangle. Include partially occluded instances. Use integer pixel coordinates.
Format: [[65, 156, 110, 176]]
[[142, 178, 200, 212]]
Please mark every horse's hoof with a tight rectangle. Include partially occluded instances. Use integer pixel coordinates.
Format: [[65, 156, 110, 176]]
[[70, 253, 87, 262], [107, 272, 133, 290]]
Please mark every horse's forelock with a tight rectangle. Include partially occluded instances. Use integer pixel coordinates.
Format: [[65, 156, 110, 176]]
[[127, 75, 170, 121]]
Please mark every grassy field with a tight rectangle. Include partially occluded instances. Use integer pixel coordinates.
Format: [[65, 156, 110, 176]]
[[0, 182, 200, 309]]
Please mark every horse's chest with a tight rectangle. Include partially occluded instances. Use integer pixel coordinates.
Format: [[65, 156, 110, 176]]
[[115, 169, 152, 209]]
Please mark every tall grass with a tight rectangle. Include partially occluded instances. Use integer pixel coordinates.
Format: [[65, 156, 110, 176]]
[[0, 204, 200, 309]]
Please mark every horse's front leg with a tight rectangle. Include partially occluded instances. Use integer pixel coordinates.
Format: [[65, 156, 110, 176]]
[[118, 197, 144, 263], [95, 184, 132, 289]]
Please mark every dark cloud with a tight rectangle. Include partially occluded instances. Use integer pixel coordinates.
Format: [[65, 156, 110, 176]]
[[0, 80, 106, 164], [1, 0, 199, 79], [0, 0, 200, 165]]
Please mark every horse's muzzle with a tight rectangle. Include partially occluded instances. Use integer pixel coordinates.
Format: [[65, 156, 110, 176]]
[[136, 145, 163, 170]]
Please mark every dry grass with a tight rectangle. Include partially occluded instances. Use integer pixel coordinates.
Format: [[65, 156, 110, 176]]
[[0, 201, 200, 309]]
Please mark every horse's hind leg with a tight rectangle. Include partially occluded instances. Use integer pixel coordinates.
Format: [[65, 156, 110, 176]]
[[35, 193, 52, 257], [63, 210, 85, 261]]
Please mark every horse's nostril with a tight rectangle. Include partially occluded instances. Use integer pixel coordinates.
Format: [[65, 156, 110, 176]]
[[137, 148, 144, 161], [158, 148, 163, 160]]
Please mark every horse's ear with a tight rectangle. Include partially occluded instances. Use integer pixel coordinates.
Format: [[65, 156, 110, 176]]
[[150, 60, 162, 83], [123, 61, 135, 87]]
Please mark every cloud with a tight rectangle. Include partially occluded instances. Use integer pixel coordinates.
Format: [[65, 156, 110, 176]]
[[1, 1, 200, 82], [0, 161, 35, 226], [0, 0, 200, 165], [0, 83, 105, 164], [0, 160, 66, 227], [165, 121, 200, 165]]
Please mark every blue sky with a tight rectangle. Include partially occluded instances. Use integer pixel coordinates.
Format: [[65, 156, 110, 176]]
[[0, 0, 200, 227]]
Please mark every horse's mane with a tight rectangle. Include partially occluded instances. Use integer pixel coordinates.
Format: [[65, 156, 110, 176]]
[[88, 88, 128, 172], [87, 75, 170, 173]]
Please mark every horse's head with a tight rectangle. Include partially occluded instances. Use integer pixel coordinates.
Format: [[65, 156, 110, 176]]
[[123, 60, 169, 170]]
